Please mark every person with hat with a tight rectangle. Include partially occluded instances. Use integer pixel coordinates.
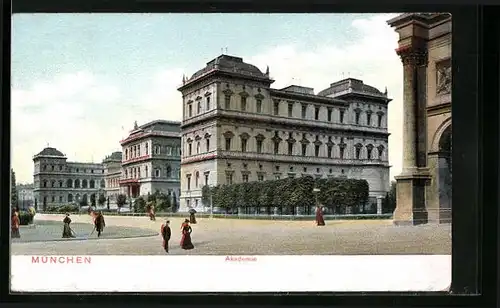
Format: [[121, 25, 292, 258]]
[[180, 219, 194, 250], [62, 213, 75, 238], [160, 220, 171, 253]]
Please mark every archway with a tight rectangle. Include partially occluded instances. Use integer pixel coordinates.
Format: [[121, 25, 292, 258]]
[[437, 124, 452, 222]]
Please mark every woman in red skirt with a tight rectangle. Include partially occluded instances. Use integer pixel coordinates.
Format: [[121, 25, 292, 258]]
[[180, 219, 194, 250]]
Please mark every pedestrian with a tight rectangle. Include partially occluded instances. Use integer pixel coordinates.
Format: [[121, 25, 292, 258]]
[[315, 205, 326, 226], [95, 211, 106, 237], [160, 220, 171, 253], [62, 213, 75, 238], [11, 208, 20, 238], [180, 219, 194, 250]]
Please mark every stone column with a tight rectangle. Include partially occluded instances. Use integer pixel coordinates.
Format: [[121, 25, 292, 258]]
[[376, 197, 383, 214], [392, 45, 432, 225]]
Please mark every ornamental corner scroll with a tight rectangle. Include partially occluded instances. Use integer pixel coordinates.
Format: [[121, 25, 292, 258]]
[[396, 46, 428, 67], [436, 60, 452, 95]]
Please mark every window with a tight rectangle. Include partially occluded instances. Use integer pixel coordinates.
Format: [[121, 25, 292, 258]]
[[155, 169, 160, 178], [166, 165, 172, 178], [155, 146, 160, 155], [76, 168, 79, 172], [125, 149, 128, 160], [188, 104, 193, 117], [340, 110, 345, 123], [242, 174, 249, 182], [241, 139, 247, 152], [206, 139, 210, 152], [43, 180, 47, 188], [302, 144, 307, 156], [314, 106, 320, 120], [206, 97, 211, 110], [301, 104, 307, 118], [275, 166, 280, 171], [187, 176, 191, 190], [188, 143, 192, 156], [225, 95, 231, 109], [204, 173, 209, 185], [226, 173, 233, 185], [166, 147, 172, 156], [274, 141, 280, 154], [256, 140, 263, 153], [288, 103, 293, 117], [145, 143, 149, 155], [59, 196, 63, 202], [355, 146, 361, 159], [303, 167, 307, 172], [258, 174, 264, 181], [378, 114, 383, 127], [340, 147, 345, 159], [256, 99, 262, 113], [315, 145, 320, 157], [327, 145, 333, 158], [125, 170, 128, 178], [59, 165, 63, 171], [367, 112, 372, 126], [288, 142, 294, 155], [329, 168, 333, 173], [378, 146, 384, 159], [186, 199, 191, 208], [197, 142, 200, 154], [355, 111, 361, 125], [51, 165, 55, 171], [225, 137, 231, 151], [274, 101, 279, 115], [145, 166, 148, 177], [316, 168, 320, 173], [195, 199, 198, 208], [367, 147, 373, 159], [59, 181, 63, 187], [241, 97, 247, 111], [195, 172, 199, 187], [51, 181, 55, 187], [52, 196, 55, 202], [42, 165, 47, 171]]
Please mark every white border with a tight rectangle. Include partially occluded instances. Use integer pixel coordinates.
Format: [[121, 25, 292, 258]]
[[11, 255, 451, 292]]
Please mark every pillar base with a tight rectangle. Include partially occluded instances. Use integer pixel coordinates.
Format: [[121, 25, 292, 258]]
[[393, 171, 431, 226]]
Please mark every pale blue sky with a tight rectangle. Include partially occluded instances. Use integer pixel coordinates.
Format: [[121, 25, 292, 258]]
[[11, 13, 403, 183]]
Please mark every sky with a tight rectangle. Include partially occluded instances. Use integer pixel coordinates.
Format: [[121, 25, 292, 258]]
[[12, 13, 403, 184]]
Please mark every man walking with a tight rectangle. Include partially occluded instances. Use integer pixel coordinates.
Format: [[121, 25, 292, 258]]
[[160, 220, 171, 253], [95, 211, 106, 237]]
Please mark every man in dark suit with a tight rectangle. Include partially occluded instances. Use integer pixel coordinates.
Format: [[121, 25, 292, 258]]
[[161, 220, 171, 253]]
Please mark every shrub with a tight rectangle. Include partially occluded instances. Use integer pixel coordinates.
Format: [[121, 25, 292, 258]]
[[116, 194, 127, 209], [18, 211, 31, 225], [57, 204, 79, 213], [133, 196, 147, 213], [208, 176, 369, 212]]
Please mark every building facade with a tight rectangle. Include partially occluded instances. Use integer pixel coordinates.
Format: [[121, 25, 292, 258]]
[[33, 147, 105, 210], [16, 183, 34, 209], [388, 13, 452, 224], [102, 151, 123, 208], [119, 120, 181, 206], [178, 54, 391, 213]]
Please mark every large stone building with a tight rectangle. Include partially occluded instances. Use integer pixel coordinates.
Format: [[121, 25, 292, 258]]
[[178, 54, 391, 213], [388, 13, 452, 224], [33, 147, 105, 210], [102, 151, 123, 207], [119, 120, 181, 206], [16, 183, 34, 209]]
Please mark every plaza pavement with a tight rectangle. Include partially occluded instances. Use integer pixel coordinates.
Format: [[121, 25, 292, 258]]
[[10, 214, 452, 255]]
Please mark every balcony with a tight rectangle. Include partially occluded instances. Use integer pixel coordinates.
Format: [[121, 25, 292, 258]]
[[119, 178, 140, 185], [122, 154, 151, 166]]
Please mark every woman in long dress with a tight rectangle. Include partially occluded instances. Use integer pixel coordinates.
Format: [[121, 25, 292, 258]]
[[62, 213, 75, 238], [180, 219, 194, 250], [11, 210, 20, 238], [315, 205, 326, 226]]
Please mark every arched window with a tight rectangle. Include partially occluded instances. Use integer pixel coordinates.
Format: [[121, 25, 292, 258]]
[[366, 144, 374, 160], [155, 169, 160, 178], [43, 180, 47, 188], [90, 179, 95, 188], [145, 143, 149, 155], [125, 149, 128, 160], [74, 179, 80, 188], [355, 143, 363, 159], [195, 171, 200, 187], [82, 179, 88, 188], [145, 166, 148, 177], [59, 181, 63, 187], [377, 145, 385, 160], [68, 194, 73, 203], [66, 179, 73, 188], [51, 181, 56, 187], [166, 165, 172, 178]]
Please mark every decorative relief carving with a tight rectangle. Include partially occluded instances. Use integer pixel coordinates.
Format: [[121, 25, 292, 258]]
[[436, 59, 451, 95]]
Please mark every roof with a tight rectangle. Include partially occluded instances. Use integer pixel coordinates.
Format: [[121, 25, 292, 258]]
[[34, 147, 65, 157], [317, 78, 388, 101], [103, 151, 123, 163], [179, 54, 273, 90], [387, 13, 451, 27]]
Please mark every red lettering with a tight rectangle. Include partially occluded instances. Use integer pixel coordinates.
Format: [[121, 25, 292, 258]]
[[31, 256, 40, 263]]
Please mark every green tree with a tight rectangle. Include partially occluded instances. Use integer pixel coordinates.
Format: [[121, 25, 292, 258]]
[[201, 185, 211, 206], [172, 191, 178, 212], [116, 194, 127, 210], [133, 196, 147, 213], [106, 196, 110, 210], [11, 169, 17, 208], [98, 194, 106, 207]]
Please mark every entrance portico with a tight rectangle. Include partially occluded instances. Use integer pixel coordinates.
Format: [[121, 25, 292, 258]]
[[119, 179, 141, 198]]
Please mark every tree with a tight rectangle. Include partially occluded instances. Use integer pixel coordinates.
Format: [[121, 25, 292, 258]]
[[116, 194, 127, 210], [90, 193, 96, 207], [133, 196, 147, 213], [11, 169, 17, 208], [172, 191, 178, 212], [98, 194, 106, 207], [107, 196, 110, 210]]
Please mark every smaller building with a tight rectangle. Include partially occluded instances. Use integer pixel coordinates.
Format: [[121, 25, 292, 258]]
[[102, 151, 123, 208], [16, 183, 34, 209], [119, 120, 181, 207]]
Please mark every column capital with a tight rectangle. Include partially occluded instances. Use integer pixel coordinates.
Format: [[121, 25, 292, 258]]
[[395, 46, 428, 67]]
